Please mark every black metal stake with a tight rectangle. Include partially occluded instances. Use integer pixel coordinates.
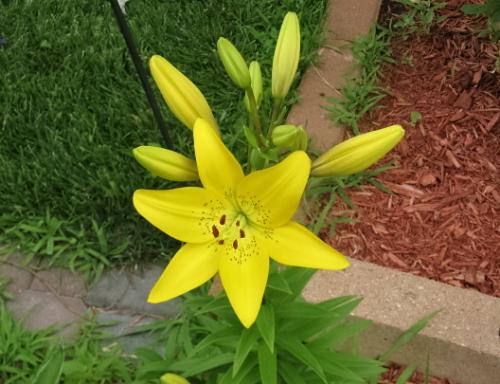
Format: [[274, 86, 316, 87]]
[[109, 0, 173, 149]]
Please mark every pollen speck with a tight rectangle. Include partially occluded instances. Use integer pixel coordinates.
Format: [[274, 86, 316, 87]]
[[220, 215, 226, 225], [218, 240, 224, 245], [236, 220, 240, 226], [233, 239, 238, 250], [212, 225, 219, 238], [240, 229, 245, 238]]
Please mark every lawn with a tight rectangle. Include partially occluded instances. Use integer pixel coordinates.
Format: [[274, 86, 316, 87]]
[[0, 0, 328, 279]]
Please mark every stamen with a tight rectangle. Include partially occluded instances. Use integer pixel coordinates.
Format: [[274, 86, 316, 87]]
[[218, 240, 225, 245], [233, 239, 238, 250], [212, 225, 219, 238], [219, 215, 226, 225], [240, 229, 245, 238]]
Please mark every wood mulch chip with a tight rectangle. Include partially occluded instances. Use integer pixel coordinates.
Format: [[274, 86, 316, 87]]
[[325, 1, 500, 301]]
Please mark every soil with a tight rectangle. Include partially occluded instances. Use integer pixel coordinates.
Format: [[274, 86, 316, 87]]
[[323, 3, 498, 382]]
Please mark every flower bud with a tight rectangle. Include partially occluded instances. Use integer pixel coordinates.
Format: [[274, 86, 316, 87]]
[[272, 12, 300, 99], [271, 124, 308, 151], [311, 125, 405, 177], [133, 146, 198, 182], [149, 55, 218, 132], [160, 373, 190, 384], [243, 61, 263, 111], [217, 37, 251, 89]]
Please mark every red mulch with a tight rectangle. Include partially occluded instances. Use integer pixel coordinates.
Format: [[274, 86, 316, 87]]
[[380, 363, 459, 384], [325, 1, 500, 300]]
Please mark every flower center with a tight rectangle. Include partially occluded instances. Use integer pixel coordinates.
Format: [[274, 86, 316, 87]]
[[211, 212, 248, 249]]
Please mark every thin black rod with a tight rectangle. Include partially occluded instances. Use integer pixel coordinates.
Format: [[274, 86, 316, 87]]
[[109, 0, 173, 149]]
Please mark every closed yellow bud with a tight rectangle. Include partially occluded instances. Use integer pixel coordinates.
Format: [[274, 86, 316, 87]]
[[217, 37, 251, 89], [272, 12, 300, 99], [243, 61, 263, 111], [160, 373, 190, 384], [271, 124, 308, 151], [149, 55, 218, 132], [311, 125, 405, 177], [133, 146, 198, 182]]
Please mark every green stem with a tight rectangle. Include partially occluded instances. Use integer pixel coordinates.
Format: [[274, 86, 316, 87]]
[[245, 87, 266, 149], [268, 98, 283, 138]]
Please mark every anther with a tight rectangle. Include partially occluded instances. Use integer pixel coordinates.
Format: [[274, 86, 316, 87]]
[[233, 240, 238, 250], [236, 220, 240, 226], [218, 240, 225, 245], [240, 229, 245, 238], [212, 225, 219, 238], [219, 215, 226, 225]]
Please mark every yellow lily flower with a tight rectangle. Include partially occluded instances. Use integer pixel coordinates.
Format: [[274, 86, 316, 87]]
[[133, 146, 198, 182], [160, 373, 190, 384], [311, 125, 405, 177], [133, 119, 349, 328], [149, 55, 218, 132], [272, 12, 300, 99]]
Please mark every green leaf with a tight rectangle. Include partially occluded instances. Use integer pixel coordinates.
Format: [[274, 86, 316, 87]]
[[309, 319, 372, 350], [460, 4, 485, 15], [243, 125, 259, 149], [32, 348, 64, 384], [409, 111, 422, 126], [278, 360, 307, 384], [276, 335, 327, 383], [233, 326, 259, 377], [267, 272, 292, 294], [170, 353, 234, 376], [379, 310, 440, 361], [396, 363, 418, 384], [191, 327, 240, 355], [258, 342, 277, 384], [275, 301, 328, 319], [256, 305, 275, 353]]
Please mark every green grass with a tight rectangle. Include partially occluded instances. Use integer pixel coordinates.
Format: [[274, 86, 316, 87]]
[[0, 305, 141, 383], [0, 0, 328, 280]]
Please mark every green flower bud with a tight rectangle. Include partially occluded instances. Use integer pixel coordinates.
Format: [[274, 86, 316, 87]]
[[217, 37, 251, 89], [271, 124, 308, 151], [243, 61, 263, 111], [272, 12, 300, 99], [149, 55, 218, 133], [311, 125, 405, 177], [133, 146, 198, 182]]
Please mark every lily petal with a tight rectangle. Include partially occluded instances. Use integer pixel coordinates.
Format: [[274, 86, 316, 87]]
[[134, 187, 226, 243], [148, 242, 219, 303], [194, 119, 244, 195], [237, 151, 310, 227], [260, 221, 349, 270], [218, 236, 269, 328]]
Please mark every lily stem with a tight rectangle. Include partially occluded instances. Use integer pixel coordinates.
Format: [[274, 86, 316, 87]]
[[268, 98, 283, 138], [245, 87, 266, 149]]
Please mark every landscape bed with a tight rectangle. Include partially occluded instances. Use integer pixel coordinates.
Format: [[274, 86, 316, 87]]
[[326, 0, 499, 299]]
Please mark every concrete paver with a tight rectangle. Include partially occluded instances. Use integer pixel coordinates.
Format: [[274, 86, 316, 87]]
[[7, 289, 87, 337], [30, 267, 86, 297], [85, 265, 179, 317], [0, 254, 34, 293], [326, 0, 382, 42]]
